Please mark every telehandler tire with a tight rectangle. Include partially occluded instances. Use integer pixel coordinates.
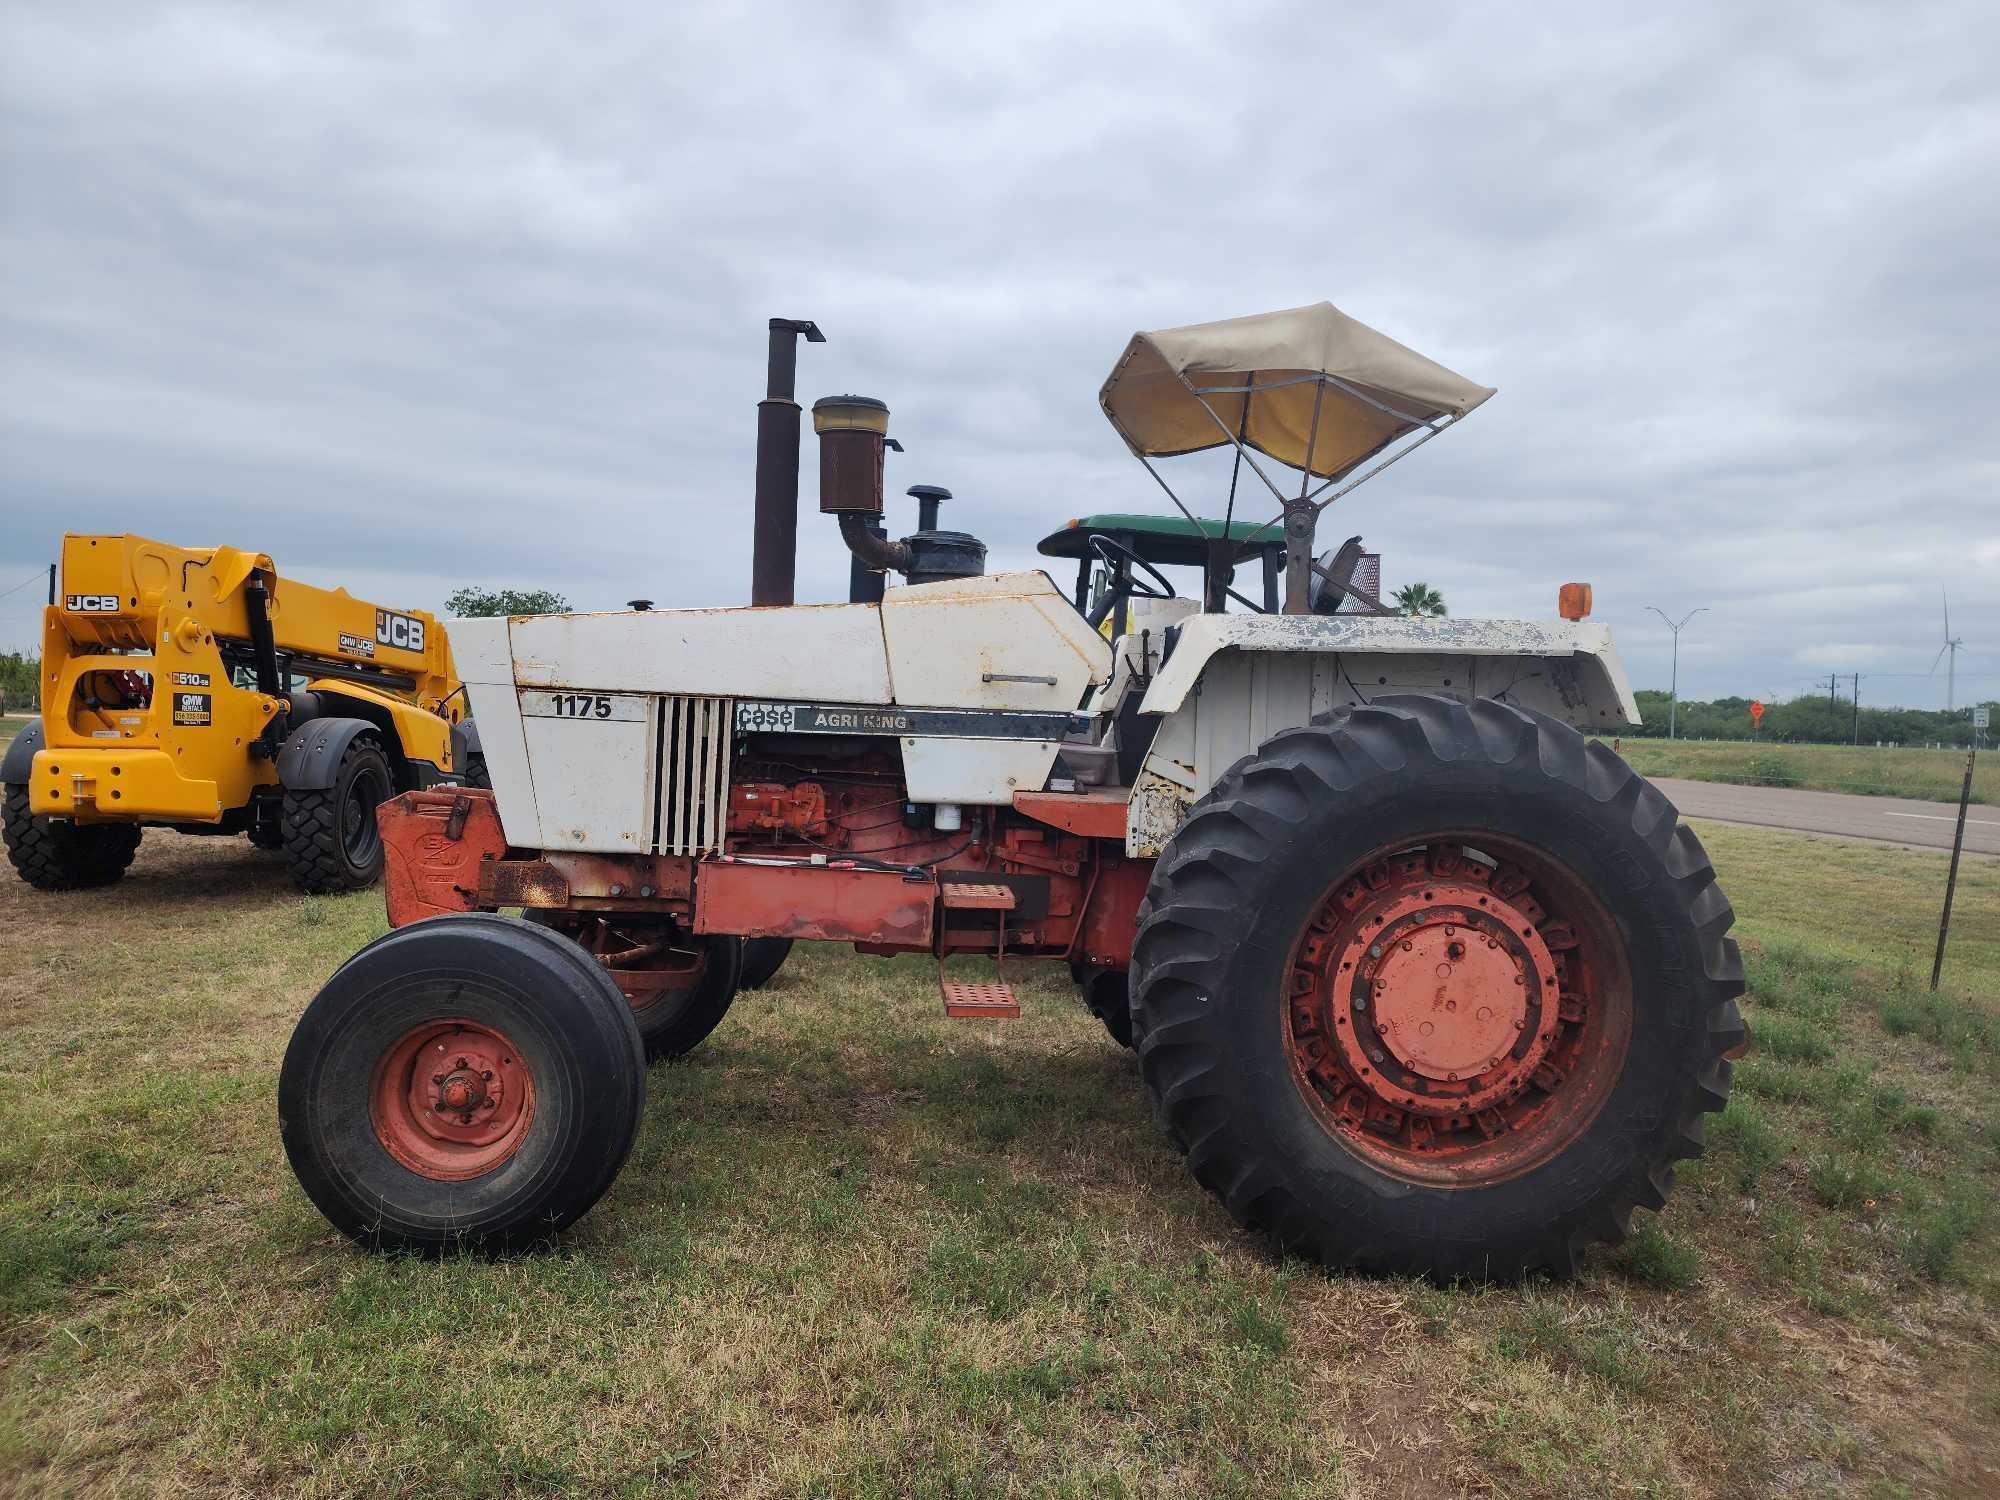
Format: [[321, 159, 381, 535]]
[[2, 784, 142, 890], [279, 912, 647, 1252], [282, 734, 393, 893], [524, 911, 743, 1061], [1131, 694, 1744, 1281]]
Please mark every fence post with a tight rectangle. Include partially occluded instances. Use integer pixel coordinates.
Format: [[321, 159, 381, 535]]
[[1929, 742, 1978, 992]]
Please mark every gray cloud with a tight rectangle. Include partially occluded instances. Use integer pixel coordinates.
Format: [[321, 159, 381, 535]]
[[2, 0, 1995, 708]]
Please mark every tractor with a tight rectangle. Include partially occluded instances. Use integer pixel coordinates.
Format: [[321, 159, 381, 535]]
[[279, 303, 1744, 1279]]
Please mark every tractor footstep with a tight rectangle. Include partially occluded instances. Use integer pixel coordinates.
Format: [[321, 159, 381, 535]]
[[941, 978, 1019, 1019]]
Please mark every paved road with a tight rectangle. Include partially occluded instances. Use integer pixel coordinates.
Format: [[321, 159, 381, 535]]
[[1652, 776, 1999, 857]]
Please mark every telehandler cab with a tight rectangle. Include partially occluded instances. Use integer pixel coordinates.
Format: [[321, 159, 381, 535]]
[[3, 536, 482, 894], [280, 303, 1745, 1279]]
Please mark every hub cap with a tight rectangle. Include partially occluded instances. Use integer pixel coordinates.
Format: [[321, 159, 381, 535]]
[[1284, 841, 1628, 1186], [370, 1020, 535, 1180]]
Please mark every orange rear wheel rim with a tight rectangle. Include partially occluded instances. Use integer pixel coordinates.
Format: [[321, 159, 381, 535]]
[[1283, 838, 1632, 1187]]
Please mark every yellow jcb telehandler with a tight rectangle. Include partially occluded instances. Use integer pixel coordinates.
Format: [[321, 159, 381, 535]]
[[2, 534, 483, 894]]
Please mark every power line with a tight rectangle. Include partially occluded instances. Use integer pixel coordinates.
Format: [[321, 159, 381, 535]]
[[0, 568, 50, 603]]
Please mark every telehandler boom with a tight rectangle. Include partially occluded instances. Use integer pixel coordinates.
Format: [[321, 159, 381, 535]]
[[3, 534, 483, 894]]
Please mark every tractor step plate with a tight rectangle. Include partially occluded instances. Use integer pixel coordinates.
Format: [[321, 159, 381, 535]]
[[940, 882, 1017, 910], [941, 979, 1020, 1018]]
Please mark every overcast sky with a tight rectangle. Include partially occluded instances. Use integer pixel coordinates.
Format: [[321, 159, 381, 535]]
[[2, 1, 1995, 708]]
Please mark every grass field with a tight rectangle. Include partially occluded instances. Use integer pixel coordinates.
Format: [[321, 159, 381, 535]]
[[0, 714, 26, 754], [3, 823, 1997, 1497], [1607, 737, 1995, 805]]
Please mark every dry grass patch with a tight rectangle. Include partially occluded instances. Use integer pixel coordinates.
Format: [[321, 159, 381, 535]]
[[1, 822, 1997, 1496]]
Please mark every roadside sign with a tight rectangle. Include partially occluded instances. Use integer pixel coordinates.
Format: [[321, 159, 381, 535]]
[[1749, 700, 1764, 725], [1976, 707, 1990, 730]]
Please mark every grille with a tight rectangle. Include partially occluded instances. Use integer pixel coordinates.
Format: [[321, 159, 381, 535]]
[[654, 696, 733, 855], [1336, 552, 1382, 613]]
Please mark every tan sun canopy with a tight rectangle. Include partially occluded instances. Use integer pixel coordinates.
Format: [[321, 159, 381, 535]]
[[1099, 301, 1495, 479]]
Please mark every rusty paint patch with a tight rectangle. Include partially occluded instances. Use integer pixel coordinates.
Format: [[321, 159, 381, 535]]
[[1126, 770, 1195, 858], [544, 852, 694, 901], [478, 858, 571, 909]]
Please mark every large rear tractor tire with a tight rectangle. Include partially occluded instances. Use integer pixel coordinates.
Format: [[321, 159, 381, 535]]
[[2, 784, 142, 890], [282, 734, 393, 894], [279, 912, 647, 1252], [525, 911, 742, 1062], [1131, 695, 1744, 1280]]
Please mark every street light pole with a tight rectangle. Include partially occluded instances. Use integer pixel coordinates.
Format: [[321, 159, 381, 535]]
[[1645, 605, 1710, 740]]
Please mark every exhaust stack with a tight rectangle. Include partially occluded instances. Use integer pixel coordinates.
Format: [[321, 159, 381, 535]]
[[751, 318, 824, 607]]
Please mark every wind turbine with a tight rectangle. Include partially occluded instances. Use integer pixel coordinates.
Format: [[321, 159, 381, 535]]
[[1931, 590, 1966, 711]]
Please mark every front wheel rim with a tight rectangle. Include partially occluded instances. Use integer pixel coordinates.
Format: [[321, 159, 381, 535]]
[[1283, 836, 1632, 1187], [369, 1019, 536, 1180]]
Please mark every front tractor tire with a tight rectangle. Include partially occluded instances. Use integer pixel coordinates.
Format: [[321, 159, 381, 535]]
[[282, 733, 393, 894], [1131, 695, 1745, 1280], [279, 913, 647, 1252], [3, 784, 142, 890]]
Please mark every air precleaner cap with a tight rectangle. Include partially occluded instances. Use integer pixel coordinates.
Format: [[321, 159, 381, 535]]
[[811, 395, 889, 435]]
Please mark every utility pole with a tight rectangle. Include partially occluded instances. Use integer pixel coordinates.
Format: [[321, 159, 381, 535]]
[[1645, 605, 1709, 740], [1852, 672, 1862, 745], [1826, 673, 1839, 707]]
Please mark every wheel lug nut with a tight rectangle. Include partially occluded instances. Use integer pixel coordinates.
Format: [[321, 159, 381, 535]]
[[481, 1070, 494, 1081], [455, 1057, 468, 1069], [1401, 940, 1413, 952], [432, 1073, 445, 1084]]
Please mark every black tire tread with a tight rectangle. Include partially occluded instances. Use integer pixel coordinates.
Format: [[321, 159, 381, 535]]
[[2, 784, 141, 890], [279, 912, 646, 1252], [282, 735, 388, 894]]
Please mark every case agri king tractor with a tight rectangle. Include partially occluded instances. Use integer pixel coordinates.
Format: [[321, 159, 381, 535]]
[[2, 535, 481, 895], [280, 304, 1745, 1279]]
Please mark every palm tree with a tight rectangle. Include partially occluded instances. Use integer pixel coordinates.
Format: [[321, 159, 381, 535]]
[[1393, 582, 1447, 618]]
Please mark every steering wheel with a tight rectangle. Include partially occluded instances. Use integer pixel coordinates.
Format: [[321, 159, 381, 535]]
[[1087, 534, 1177, 601]]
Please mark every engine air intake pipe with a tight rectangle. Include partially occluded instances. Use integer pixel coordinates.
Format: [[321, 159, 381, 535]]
[[816, 395, 988, 589], [819, 395, 911, 577]]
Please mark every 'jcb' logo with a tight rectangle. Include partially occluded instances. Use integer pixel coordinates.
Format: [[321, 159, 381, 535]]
[[65, 594, 119, 613], [375, 610, 426, 653]]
